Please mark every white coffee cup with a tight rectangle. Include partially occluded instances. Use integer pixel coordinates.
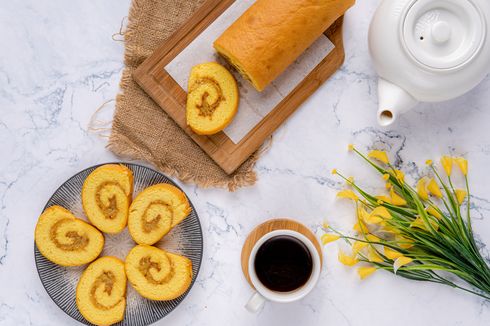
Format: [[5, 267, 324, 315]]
[[245, 229, 321, 313]]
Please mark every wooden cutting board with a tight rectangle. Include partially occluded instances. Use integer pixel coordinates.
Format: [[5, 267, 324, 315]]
[[133, 0, 346, 174]]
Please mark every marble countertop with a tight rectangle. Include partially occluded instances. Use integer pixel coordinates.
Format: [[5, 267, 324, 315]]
[[1, 0, 490, 325]]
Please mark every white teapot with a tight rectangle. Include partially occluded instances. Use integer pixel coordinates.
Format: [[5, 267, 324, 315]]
[[369, 0, 490, 126]]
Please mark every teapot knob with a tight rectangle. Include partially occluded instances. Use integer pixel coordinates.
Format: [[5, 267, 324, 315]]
[[431, 21, 451, 44]]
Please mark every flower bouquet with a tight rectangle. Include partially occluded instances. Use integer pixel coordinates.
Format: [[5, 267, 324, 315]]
[[323, 146, 490, 300]]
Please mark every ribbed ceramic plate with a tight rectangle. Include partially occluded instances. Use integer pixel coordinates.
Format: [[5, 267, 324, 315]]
[[34, 163, 203, 326]]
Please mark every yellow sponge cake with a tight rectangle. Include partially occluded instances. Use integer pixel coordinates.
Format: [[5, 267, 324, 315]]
[[76, 256, 127, 325], [82, 164, 133, 234], [128, 184, 191, 245], [35, 205, 104, 266], [125, 245, 193, 301], [186, 62, 239, 135]]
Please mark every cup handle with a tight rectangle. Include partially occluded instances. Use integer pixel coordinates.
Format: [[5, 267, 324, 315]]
[[245, 291, 266, 313]]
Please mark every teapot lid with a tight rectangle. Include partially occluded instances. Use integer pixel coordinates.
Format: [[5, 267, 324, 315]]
[[402, 0, 486, 70]]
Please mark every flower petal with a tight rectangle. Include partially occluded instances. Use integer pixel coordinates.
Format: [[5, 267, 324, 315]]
[[371, 207, 392, 219], [348, 144, 354, 152], [390, 188, 407, 206], [323, 221, 330, 229], [365, 234, 381, 242], [440, 156, 453, 176], [384, 247, 403, 260], [426, 206, 443, 220], [352, 241, 368, 255], [410, 217, 439, 231], [337, 190, 359, 201], [338, 249, 358, 266], [454, 157, 468, 176], [331, 168, 338, 175], [382, 174, 390, 181], [395, 236, 414, 249], [455, 189, 467, 205], [368, 150, 390, 164], [417, 178, 429, 201], [368, 246, 384, 263], [394, 256, 413, 274], [376, 195, 392, 204], [322, 234, 340, 245], [358, 266, 377, 280], [394, 170, 405, 183], [353, 220, 368, 234], [427, 178, 443, 198]]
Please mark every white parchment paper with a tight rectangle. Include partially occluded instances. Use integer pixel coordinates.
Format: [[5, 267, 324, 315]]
[[165, 0, 335, 144]]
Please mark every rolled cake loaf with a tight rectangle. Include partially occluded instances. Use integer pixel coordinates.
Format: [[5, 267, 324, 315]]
[[76, 256, 127, 325], [125, 245, 193, 301], [35, 205, 104, 266], [214, 0, 355, 91], [82, 164, 134, 234], [128, 184, 191, 245]]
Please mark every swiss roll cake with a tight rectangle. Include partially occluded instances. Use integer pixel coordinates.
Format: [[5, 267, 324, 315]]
[[214, 0, 355, 91]]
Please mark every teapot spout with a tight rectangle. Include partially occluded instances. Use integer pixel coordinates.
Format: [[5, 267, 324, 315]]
[[377, 78, 418, 127]]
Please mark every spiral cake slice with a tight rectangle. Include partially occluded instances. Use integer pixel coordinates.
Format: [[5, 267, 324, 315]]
[[128, 183, 191, 245], [76, 256, 127, 325], [125, 245, 193, 301], [186, 62, 239, 135], [35, 205, 104, 266], [82, 164, 133, 234]]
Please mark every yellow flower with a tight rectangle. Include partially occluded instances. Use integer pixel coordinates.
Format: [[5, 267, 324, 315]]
[[441, 156, 453, 176], [394, 170, 405, 183], [352, 241, 368, 255], [390, 188, 407, 206], [382, 174, 390, 181], [426, 206, 443, 220], [331, 168, 338, 175], [338, 249, 358, 266], [417, 178, 429, 201], [394, 256, 413, 273], [365, 214, 383, 225], [357, 207, 370, 223], [368, 246, 384, 263], [376, 195, 392, 204], [358, 266, 377, 280], [427, 178, 443, 198], [322, 221, 330, 229], [410, 217, 439, 231], [368, 150, 390, 164], [337, 189, 359, 201], [372, 206, 391, 219], [348, 144, 354, 152], [396, 236, 414, 249], [322, 234, 340, 245], [455, 189, 468, 205], [426, 159, 433, 166], [353, 220, 368, 233], [384, 247, 403, 260], [454, 157, 468, 176], [365, 234, 381, 243], [347, 176, 355, 185]]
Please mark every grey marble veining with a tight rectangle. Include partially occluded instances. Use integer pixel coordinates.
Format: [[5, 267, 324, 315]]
[[1, 0, 490, 325]]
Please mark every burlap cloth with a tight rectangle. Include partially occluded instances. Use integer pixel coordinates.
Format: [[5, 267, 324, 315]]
[[108, 0, 260, 191]]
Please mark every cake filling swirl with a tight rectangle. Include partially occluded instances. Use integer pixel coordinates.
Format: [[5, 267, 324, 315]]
[[50, 218, 89, 251], [95, 181, 126, 220], [138, 256, 175, 285], [141, 200, 173, 233], [89, 271, 123, 310], [189, 77, 225, 117]]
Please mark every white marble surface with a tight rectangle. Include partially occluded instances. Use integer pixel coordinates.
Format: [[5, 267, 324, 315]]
[[1, 0, 490, 325]]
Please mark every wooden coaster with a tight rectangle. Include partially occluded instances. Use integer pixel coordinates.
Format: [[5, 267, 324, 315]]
[[241, 218, 323, 288]]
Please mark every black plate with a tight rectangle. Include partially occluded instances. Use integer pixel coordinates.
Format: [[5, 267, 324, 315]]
[[34, 163, 203, 326]]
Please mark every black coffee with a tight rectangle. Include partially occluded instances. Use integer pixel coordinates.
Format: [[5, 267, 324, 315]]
[[254, 235, 313, 292]]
